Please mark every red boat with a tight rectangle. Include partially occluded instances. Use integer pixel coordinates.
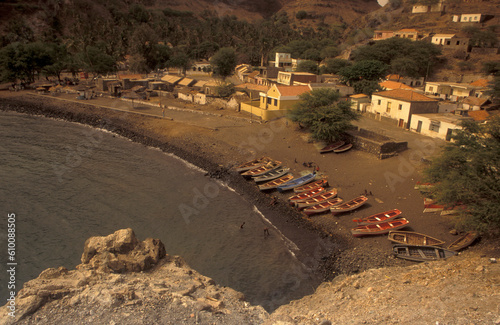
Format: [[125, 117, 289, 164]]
[[351, 218, 410, 237], [293, 179, 328, 193], [330, 196, 368, 214], [295, 189, 338, 209], [288, 187, 326, 205], [303, 198, 343, 216], [319, 141, 345, 154], [352, 209, 402, 225]]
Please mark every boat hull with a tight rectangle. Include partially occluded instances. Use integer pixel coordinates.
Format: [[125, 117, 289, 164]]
[[387, 230, 445, 246], [293, 179, 328, 193], [277, 173, 316, 192], [331, 196, 368, 214], [258, 174, 294, 191], [393, 245, 456, 262], [303, 198, 343, 216], [351, 218, 409, 237], [352, 209, 402, 225]]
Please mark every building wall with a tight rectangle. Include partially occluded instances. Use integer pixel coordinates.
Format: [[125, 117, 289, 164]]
[[410, 115, 462, 141], [460, 14, 482, 22], [240, 101, 288, 121], [371, 95, 438, 128]]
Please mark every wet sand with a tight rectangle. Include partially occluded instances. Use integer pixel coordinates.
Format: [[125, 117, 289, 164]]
[[0, 90, 481, 279]]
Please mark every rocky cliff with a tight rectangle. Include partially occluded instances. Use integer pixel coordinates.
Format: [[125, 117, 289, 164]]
[[1, 229, 499, 325]]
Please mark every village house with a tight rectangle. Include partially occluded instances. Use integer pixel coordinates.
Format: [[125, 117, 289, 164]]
[[190, 61, 211, 72], [245, 70, 260, 84], [412, 0, 445, 13], [410, 113, 471, 141], [373, 30, 394, 41], [350, 94, 370, 112], [274, 53, 293, 71], [277, 71, 318, 86], [369, 89, 439, 128], [461, 96, 492, 111], [235, 64, 253, 81], [379, 80, 415, 91], [424, 81, 486, 101], [431, 34, 470, 51], [394, 29, 424, 41], [386, 74, 424, 87], [453, 13, 485, 23], [240, 84, 311, 120], [256, 66, 282, 86], [234, 83, 269, 100], [177, 77, 196, 88]]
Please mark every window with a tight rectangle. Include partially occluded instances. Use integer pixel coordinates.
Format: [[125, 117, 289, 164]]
[[267, 97, 272, 104], [274, 99, 277, 106], [386, 101, 392, 113], [429, 86, 434, 92], [398, 104, 403, 110], [429, 120, 440, 132], [377, 100, 381, 105]]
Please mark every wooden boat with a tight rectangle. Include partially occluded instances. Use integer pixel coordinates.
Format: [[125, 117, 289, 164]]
[[303, 198, 343, 216], [293, 179, 328, 193], [330, 196, 368, 214], [423, 203, 445, 213], [352, 209, 402, 225], [295, 189, 338, 209], [252, 167, 290, 183], [333, 143, 353, 153], [447, 231, 479, 251], [319, 141, 345, 154], [414, 182, 435, 191], [387, 230, 445, 246], [288, 187, 326, 205], [241, 161, 281, 177], [277, 173, 316, 192], [393, 245, 456, 262], [351, 218, 409, 237], [258, 174, 294, 191], [235, 157, 272, 172]]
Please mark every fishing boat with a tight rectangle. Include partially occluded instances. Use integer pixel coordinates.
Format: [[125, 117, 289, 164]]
[[252, 167, 290, 183], [288, 187, 326, 205], [393, 245, 456, 262], [414, 182, 435, 191], [234, 157, 272, 172], [303, 198, 343, 216], [277, 173, 316, 192], [423, 199, 445, 213], [241, 161, 282, 177], [319, 141, 345, 154], [295, 189, 338, 209], [387, 230, 445, 246], [351, 218, 409, 237], [330, 196, 368, 214], [447, 231, 479, 251], [257, 174, 294, 191], [293, 179, 328, 193], [352, 209, 402, 225], [333, 143, 353, 153]]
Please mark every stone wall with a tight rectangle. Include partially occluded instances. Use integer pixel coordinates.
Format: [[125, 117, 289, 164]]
[[347, 127, 407, 159]]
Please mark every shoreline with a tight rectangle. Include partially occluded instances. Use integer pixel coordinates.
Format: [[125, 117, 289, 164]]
[[0, 92, 337, 278]]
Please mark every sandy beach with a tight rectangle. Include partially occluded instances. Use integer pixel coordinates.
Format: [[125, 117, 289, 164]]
[[1, 90, 497, 279]]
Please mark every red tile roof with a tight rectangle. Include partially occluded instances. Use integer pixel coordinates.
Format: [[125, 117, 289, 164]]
[[468, 110, 490, 121], [235, 83, 269, 92], [469, 79, 489, 87], [379, 80, 414, 90], [276, 85, 311, 97], [374, 89, 437, 102]]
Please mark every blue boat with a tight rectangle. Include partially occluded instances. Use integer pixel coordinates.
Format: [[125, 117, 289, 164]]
[[277, 172, 316, 192]]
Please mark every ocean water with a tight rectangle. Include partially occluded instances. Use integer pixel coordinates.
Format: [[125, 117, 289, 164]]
[[0, 110, 319, 311]]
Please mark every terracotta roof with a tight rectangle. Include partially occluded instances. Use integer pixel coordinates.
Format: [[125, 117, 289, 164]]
[[235, 83, 269, 92], [350, 94, 369, 98], [276, 85, 311, 97], [247, 71, 259, 78], [467, 110, 490, 121], [118, 74, 142, 80], [379, 80, 414, 90], [469, 79, 490, 87], [373, 89, 437, 102], [178, 78, 195, 86]]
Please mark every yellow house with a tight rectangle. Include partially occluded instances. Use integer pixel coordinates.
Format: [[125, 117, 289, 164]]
[[240, 84, 311, 120]]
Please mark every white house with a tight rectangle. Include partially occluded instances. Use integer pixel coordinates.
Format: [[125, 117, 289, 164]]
[[424, 82, 485, 101], [460, 13, 484, 23], [431, 34, 456, 45], [410, 113, 472, 141], [275, 53, 293, 71], [370, 89, 439, 128]]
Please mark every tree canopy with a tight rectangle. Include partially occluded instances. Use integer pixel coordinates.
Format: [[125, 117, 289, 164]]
[[338, 60, 389, 86], [210, 47, 237, 80], [423, 118, 500, 234], [288, 88, 359, 142]]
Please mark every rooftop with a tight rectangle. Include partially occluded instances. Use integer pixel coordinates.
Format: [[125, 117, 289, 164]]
[[380, 80, 415, 90], [275, 85, 311, 97], [374, 89, 437, 102]]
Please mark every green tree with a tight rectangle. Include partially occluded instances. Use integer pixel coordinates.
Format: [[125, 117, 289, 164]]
[[482, 61, 500, 76], [78, 46, 116, 76], [390, 57, 421, 78], [320, 46, 340, 59], [0, 42, 53, 84], [215, 82, 235, 98], [423, 118, 500, 234], [288, 88, 359, 142], [352, 79, 381, 96], [210, 47, 237, 80], [320, 58, 351, 74], [168, 52, 191, 75], [302, 49, 322, 62], [338, 60, 389, 85], [296, 60, 319, 74], [296, 10, 308, 20]]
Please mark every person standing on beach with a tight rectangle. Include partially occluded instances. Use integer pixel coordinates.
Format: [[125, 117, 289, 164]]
[[162, 108, 165, 118]]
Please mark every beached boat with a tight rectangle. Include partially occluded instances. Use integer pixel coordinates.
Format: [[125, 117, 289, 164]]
[[351, 218, 409, 237], [393, 245, 456, 262], [295, 189, 338, 209], [414, 182, 435, 191], [387, 230, 445, 246], [330, 196, 368, 214], [241, 161, 281, 177], [319, 141, 345, 154], [333, 143, 353, 153], [277, 173, 316, 192], [258, 174, 294, 191], [288, 187, 326, 205], [303, 198, 343, 216], [447, 231, 479, 251], [352, 209, 402, 225], [252, 167, 290, 183], [235, 157, 272, 172], [423, 203, 445, 213], [293, 179, 328, 193]]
